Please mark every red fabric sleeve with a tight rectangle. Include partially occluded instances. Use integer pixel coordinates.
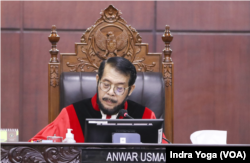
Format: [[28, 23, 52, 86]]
[[29, 105, 85, 143], [142, 107, 169, 144], [29, 108, 71, 142], [65, 105, 84, 142]]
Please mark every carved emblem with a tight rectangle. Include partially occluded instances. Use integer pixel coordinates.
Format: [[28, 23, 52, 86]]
[[163, 64, 172, 87], [66, 5, 156, 72], [95, 28, 128, 58], [96, 5, 126, 24], [50, 65, 59, 87]]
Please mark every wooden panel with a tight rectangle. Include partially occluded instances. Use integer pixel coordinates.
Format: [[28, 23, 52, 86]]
[[0, 0, 20, 28], [56, 31, 84, 53], [156, 1, 250, 30], [1, 1, 21, 28], [1, 32, 20, 129], [24, 1, 154, 30], [157, 33, 250, 144], [22, 32, 50, 141], [138, 32, 154, 53]]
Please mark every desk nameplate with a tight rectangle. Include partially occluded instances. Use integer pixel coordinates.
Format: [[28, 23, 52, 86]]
[[82, 148, 166, 163]]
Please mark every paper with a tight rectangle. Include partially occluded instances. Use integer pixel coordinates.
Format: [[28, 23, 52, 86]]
[[190, 130, 227, 144]]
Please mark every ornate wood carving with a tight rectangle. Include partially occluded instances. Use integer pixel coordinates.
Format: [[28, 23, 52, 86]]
[[163, 64, 172, 87], [95, 5, 126, 24], [67, 5, 155, 72], [48, 25, 60, 63], [8, 147, 45, 163], [161, 25, 174, 142], [48, 25, 61, 123], [133, 57, 156, 72], [50, 65, 59, 87], [162, 25, 173, 62], [44, 146, 80, 163], [1, 148, 8, 163], [162, 25, 173, 87], [66, 58, 99, 72], [1, 146, 80, 163]]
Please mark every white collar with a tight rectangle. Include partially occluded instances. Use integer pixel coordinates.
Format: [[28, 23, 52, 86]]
[[100, 110, 118, 119]]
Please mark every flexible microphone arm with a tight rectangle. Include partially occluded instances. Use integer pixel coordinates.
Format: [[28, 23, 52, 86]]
[[118, 109, 133, 119], [124, 113, 133, 119]]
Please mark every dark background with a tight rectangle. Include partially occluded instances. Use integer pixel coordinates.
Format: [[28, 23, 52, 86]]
[[1, 1, 250, 143]]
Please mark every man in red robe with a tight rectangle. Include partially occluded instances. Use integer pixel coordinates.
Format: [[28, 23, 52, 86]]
[[30, 57, 168, 143]]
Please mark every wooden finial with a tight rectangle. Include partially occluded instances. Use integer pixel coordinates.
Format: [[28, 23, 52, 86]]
[[48, 25, 60, 63], [162, 25, 173, 62]]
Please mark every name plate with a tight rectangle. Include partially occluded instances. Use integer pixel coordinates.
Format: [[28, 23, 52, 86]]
[[82, 148, 166, 163]]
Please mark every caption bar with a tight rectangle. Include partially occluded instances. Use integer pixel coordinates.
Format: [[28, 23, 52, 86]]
[[168, 150, 246, 160]]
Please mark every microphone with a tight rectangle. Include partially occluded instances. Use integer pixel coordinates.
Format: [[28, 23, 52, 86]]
[[118, 109, 133, 119]]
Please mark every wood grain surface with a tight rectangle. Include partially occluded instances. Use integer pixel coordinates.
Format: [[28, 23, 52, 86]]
[[1, 1, 21, 29], [1, 33, 21, 129], [157, 1, 250, 30], [23, 1, 154, 30]]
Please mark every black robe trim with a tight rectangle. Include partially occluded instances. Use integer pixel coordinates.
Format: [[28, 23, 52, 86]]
[[73, 98, 145, 135], [126, 100, 145, 118]]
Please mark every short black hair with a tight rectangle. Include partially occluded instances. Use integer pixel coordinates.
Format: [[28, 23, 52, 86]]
[[98, 57, 137, 86]]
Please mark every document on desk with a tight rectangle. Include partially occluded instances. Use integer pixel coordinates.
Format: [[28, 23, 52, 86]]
[[0, 128, 19, 142]]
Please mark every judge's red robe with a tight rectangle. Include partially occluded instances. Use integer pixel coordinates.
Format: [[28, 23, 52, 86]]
[[30, 94, 168, 143]]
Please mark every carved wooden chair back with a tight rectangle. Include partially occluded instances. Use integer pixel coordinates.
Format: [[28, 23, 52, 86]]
[[48, 5, 174, 142]]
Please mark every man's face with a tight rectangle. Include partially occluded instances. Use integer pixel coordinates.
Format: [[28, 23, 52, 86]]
[[96, 64, 135, 115]]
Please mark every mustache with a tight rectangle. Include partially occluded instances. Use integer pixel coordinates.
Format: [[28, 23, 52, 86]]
[[102, 97, 118, 103]]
